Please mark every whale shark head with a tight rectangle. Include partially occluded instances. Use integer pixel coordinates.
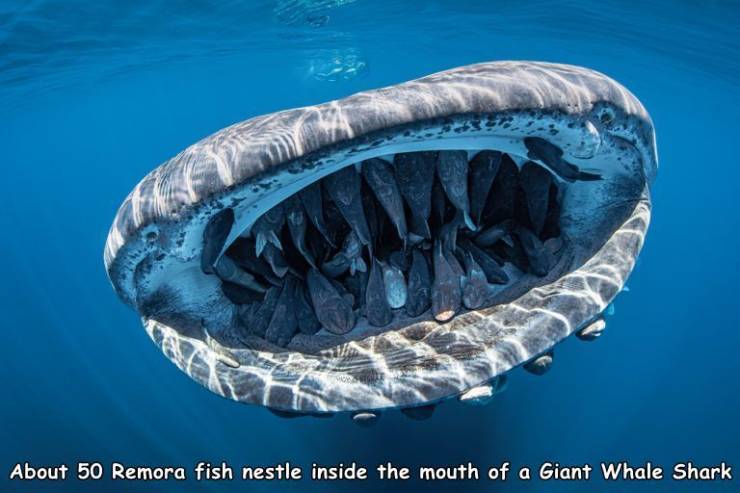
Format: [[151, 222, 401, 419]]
[[104, 61, 656, 419]]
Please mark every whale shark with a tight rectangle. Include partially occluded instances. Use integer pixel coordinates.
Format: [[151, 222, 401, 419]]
[[104, 61, 657, 423]]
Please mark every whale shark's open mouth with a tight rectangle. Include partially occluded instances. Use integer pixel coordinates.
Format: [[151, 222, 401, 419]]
[[210, 147, 573, 351], [104, 61, 657, 421]]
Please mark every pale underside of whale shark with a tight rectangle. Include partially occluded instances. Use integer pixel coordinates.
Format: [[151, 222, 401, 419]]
[[104, 61, 657, 420]]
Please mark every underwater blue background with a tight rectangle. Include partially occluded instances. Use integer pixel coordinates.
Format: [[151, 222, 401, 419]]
[[2, 1, 739, 491]]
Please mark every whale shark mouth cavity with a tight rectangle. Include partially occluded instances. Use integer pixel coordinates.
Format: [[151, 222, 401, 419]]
[[104, 61, 657, 420], [211, 148, 573, 350]]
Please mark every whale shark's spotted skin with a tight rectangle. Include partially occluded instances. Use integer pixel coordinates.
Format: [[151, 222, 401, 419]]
[[104, 61, 657, 416]]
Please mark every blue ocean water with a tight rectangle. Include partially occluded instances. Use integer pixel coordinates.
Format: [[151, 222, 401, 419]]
[[1, 1, 739, 492]]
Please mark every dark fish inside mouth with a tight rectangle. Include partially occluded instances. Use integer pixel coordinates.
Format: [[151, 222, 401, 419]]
[[202, 150, 570, 348]]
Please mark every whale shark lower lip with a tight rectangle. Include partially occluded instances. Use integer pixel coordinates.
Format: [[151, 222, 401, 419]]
[[105, 61, 657, 417]]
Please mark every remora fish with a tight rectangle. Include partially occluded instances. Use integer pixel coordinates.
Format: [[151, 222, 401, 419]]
[[252, 203, 285, 257], [306, 269, 355, 334], [365, 258, 393, 327], [284, 195, 316, 268], [381, 261, 407, 309], [298, 182, 335, 247], [468, 150, 502, 225], [474, 220, 513, 248], [519, 161, 552, 235], [295, 282, 321, 335], [201, 208, 234, 275], [431, 240, 461, 322], [430, 178, 448, 228], [406, 249, 431, 317], [459, 237, 509, 284], [394, 151, 437, 240], [483, 153, 519, 225], [227, 237, 281, 286], [461, 252, 491, 310], [437, 150, 475, 230], [324, 166, 372, 246], [321, 230, 367, 278], [524, 136, 602, 182], [265, 276, 298, 347], [261, 242, 289, 278], [361, 158, 408, 244], [213, 255, 267, 293], [515, 227, 551, 276], [221, 281, 264, 305], [239, 286, 280, 337]]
